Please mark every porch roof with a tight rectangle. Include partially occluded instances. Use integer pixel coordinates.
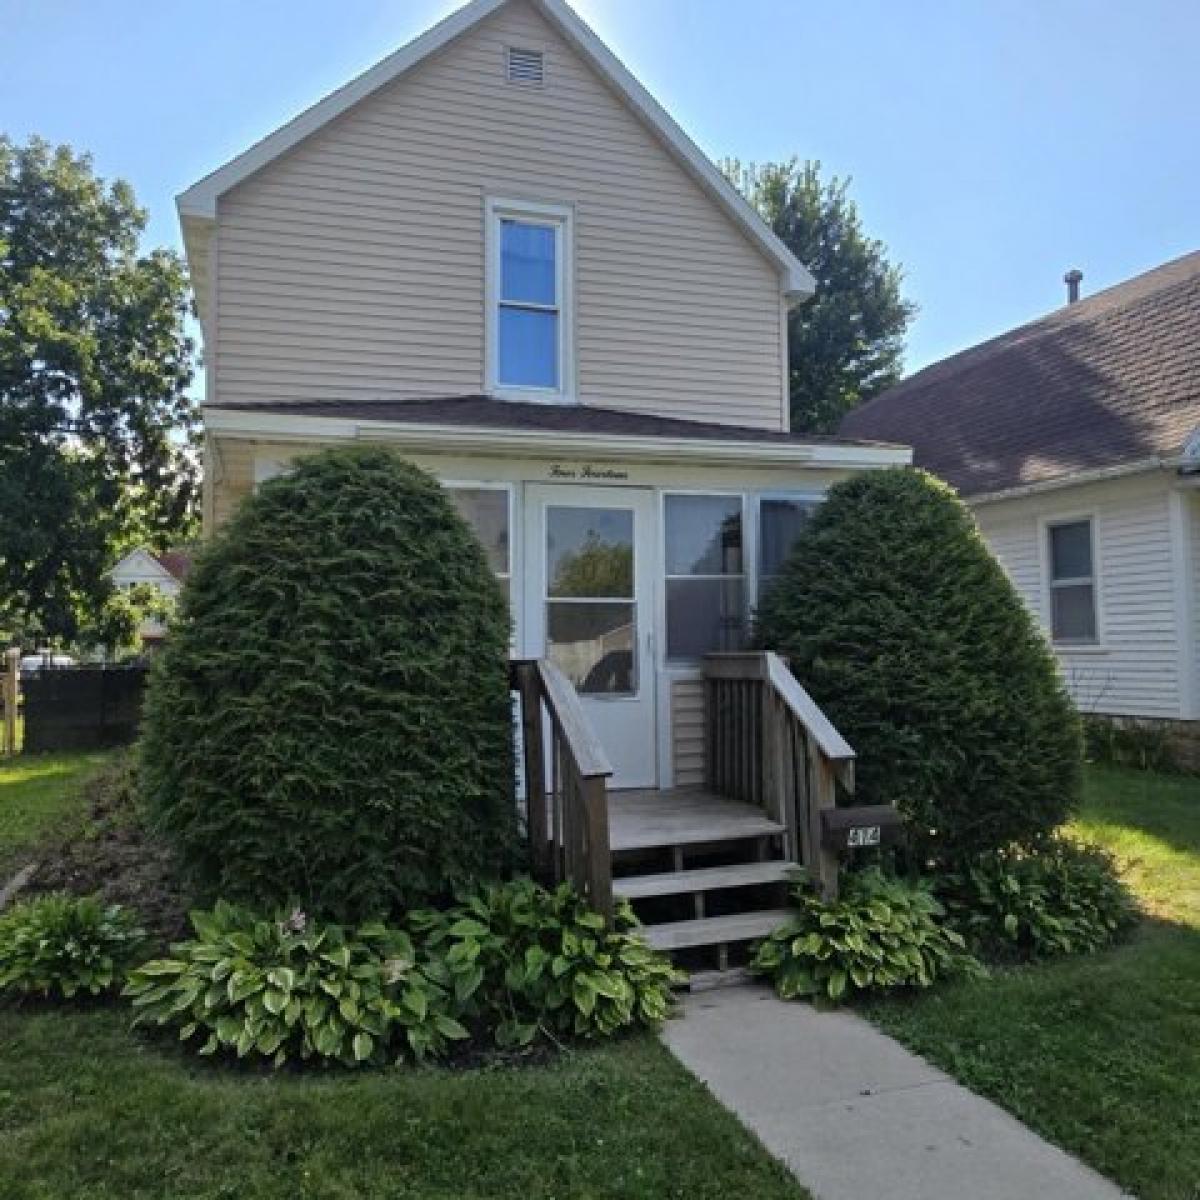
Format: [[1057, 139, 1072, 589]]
[[208, 395, 903, 451]]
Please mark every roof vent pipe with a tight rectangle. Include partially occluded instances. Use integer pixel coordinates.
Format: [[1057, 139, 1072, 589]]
[[1064, 268, 1083, 305]]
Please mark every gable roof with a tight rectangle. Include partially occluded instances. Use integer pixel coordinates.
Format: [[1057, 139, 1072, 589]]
[[177, 0, 813, 304], [840, 250, 1200, 498], [154, 551, 193, 583], [109, 547, 190, 585]]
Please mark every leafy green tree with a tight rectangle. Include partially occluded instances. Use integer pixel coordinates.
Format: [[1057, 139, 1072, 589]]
[[727, 159, 916, 433], [0, 135, 197, 646], [551, 536, 633, 598]]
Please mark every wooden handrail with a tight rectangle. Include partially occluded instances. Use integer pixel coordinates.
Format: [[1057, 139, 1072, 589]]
[[510, 658, 614, 921], [703, 651, 855, 900]]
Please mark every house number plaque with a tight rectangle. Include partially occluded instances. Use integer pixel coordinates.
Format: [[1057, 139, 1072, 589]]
[[847, 826, 882, 848]]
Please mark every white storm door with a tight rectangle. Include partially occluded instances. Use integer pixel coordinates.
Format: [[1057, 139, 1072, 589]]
[[524, 485, 658, 790]]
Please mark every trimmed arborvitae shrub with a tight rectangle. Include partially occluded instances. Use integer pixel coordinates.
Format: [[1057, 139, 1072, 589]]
[[755, 468, 1082, 864], [140, 447, 517, 919]]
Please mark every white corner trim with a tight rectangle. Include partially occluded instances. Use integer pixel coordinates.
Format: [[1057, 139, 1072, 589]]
[[201, 406, 910, 470], [1168, 489, 1199, 719], [174, 0, 812, 303]]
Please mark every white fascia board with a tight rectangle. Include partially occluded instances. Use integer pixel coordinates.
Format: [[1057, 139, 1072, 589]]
[[202, 406, 909, 471], [175, 0, 813, 303], [969, 458, 1173, 506]]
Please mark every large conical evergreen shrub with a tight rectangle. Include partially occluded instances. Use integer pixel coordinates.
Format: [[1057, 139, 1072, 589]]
[[755, 468, 1081, 864], [140, 447, 517, 919]]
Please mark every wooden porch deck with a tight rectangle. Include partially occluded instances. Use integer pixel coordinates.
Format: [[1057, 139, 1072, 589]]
[[512, 652, 859, 970]]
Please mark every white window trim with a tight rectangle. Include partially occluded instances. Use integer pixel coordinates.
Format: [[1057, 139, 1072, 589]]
[[484, 196, 576, 404], [660, 489, 749, 667], [1041, 512, 1105, 651]]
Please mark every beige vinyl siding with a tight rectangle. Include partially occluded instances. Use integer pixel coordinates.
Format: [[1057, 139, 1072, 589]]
[[213, 0, 786, 430], [670, 677, 706, 788], [975, 473, 1184, 720]]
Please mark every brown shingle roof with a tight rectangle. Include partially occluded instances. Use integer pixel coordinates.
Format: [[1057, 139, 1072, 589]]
[[839, 250, 1200, 496], [211, 394, 896, 449], [153, 551, 193, 582]]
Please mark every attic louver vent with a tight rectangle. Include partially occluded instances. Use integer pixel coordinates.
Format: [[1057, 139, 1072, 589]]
[[506, 47, 544, 85]]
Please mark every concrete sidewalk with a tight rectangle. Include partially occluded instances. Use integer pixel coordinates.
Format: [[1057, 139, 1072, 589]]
[[663, 984, 1128, 1200]]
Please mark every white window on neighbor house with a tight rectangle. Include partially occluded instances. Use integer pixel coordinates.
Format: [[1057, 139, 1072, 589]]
[[1047, 518, 1098, 644], [757, 493, 822, 601], [664, 494, 746, 662], [445, 485, 513, 605], [486, 198, 572, 400]]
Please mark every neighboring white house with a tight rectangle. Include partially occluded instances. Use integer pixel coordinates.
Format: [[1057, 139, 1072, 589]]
[[178, 0, 910, 792], [108, 548, 191, 645], [842, 252, 1200, 761]]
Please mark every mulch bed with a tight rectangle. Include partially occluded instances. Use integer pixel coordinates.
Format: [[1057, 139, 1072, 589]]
[[24, 755, 192, 946]]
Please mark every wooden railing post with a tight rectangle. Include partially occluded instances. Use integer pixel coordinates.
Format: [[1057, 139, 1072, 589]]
[[808, 750, 841, 902], [2, 647, 19, 757], [582, 774, 613, 921], [513, 658, 614, 924], [513, 661, 549, 877]]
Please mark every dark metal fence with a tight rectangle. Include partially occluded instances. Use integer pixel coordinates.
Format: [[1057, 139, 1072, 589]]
[[21, 665, 149, 754]]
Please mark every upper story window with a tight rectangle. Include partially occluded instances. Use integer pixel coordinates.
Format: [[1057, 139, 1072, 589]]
[[1047, 518, 1098, 644], [486, 198, 573, 401]]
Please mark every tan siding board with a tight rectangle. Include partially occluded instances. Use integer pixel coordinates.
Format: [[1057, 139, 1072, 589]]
[[671, 677, 707, 788], [215, 0, 784, 428]]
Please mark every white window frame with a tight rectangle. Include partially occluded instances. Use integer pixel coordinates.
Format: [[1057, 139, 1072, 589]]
[[660, 489, 749, 666], [484, 197, 575, 404], [754, 489, 824, 604], [1042, 513, 1102, 648]]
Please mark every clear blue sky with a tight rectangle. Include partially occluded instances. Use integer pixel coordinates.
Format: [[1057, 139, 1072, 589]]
[[3, 0, 1197, 373]]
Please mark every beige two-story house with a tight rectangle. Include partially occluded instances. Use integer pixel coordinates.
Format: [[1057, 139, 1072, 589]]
[[180, 0, 908, 795]]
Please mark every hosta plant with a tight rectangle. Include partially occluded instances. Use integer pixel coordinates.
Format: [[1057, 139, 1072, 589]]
[[751, 868, 980, 1003], [124, 901, 468, 1068], [0, 893, 147, 1001], [940, 837, 1138, 961], [410, 878, 684, 1048]]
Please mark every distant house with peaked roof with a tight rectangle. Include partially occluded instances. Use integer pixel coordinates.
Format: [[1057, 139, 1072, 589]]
[[109, 547, 193, 645], [842, 251, 1200, 757]]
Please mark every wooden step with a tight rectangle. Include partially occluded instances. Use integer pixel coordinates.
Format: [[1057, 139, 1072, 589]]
[[609, 790, 786, 853], [638, 908, 793, 952], [614, 860, 795, 901]]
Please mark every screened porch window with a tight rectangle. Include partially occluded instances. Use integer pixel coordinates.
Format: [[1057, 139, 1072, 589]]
[[1048, 518, 1097, 644], [664, 494, 745, 661], [446, 486, 511, 604], [757, 493, 821, 600]]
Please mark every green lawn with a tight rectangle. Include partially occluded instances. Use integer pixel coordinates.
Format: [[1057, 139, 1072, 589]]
[[0, 751, 806, 1200], [0, 750, 112, 875], [868, 766, 1200, 1200]]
